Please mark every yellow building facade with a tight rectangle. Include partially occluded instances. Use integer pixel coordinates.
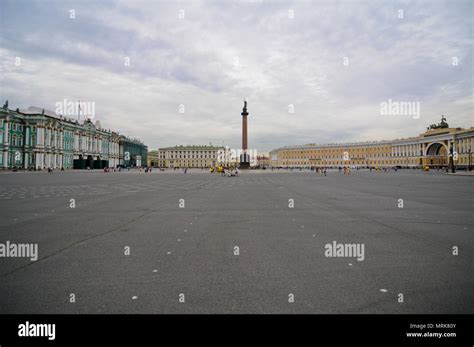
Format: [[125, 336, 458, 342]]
[[270, 125, 473, 169], [147, 150, 159, 167]]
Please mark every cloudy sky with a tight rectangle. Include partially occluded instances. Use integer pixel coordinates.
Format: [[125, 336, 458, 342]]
[[1, 0, 472, 152]]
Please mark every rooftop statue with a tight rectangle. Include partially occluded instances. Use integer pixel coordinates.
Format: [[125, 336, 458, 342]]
[[427, 115, 449, 130]]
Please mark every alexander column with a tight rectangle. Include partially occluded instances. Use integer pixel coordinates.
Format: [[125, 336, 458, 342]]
[[240, 100, 250, 169]]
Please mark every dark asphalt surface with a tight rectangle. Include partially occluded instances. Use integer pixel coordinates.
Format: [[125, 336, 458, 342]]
[[0, 169, 472, 313]]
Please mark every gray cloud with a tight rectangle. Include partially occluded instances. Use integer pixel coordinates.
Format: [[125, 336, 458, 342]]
[[1, 0, 472, 152]]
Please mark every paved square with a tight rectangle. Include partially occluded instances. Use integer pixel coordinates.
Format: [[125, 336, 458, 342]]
[[0, 170, 472, 313]]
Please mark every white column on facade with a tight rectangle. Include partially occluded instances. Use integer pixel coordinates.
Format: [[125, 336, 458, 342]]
[[25, 127, 30, 147], [36, 126, 41, 146], [3, 121, 9, 145]]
